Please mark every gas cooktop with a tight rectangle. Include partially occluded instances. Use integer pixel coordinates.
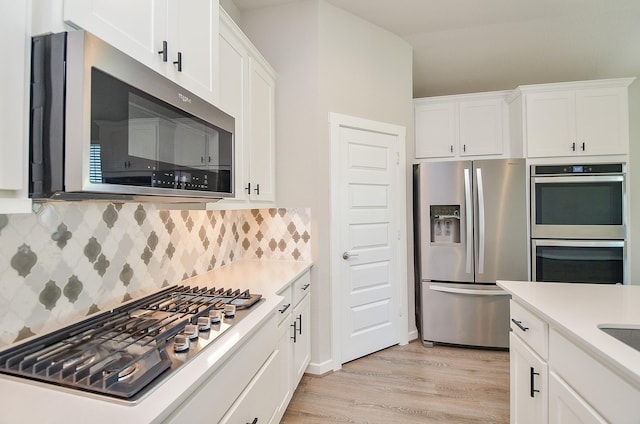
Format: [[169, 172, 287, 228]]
[[0, 285, 263, 400]]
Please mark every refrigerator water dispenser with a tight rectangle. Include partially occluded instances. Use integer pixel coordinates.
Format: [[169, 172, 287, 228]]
[[430, 205, 460, 243]]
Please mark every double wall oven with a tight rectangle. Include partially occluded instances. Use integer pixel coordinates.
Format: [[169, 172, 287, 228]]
[[530, 163, 626, 284]]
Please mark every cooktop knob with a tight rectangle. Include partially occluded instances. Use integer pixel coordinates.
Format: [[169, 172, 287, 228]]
[[197, 316, 211, 331], [174, 334, 190, 352], [224, 304, 236, 318], [184, 323, 199, 339], [209, 309, 222, 323]]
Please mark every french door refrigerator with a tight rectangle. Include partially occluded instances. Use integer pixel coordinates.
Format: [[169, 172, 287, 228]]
[[413, 159, 528, 348]]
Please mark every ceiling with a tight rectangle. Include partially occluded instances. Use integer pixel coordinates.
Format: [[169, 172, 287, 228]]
[[232, 0, 640, 97]]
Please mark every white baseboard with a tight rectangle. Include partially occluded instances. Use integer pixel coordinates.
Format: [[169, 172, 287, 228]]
[[305, 358, 336, 376]]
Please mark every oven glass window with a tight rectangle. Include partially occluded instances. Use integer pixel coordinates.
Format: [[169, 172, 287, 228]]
[[90, 68, 233, 193], [534, 182, 622, 225], [535, 245, 623, 284]]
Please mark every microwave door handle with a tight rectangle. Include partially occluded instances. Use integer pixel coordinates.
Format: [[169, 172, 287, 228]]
[[464, 168, 473, 274], [476, 167, 485, 275]]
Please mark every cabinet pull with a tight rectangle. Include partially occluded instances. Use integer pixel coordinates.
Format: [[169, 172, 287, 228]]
[[158, 40, 168, 62], [245, 183, 251, 194], [291, 322, 297, 342], [173, 52, 182, 72], [200, 156, 204, 163], [530, 367, 540, 398], [246, 419, 258, 424], [278, 303, 291, 314], [254, 183, 260, 195], [297, 314, 302, 335], [572, 142, 576, 151], [301, 283, 310, 291], [450, 145, 453, 153], [511, 318, 529, 332], [581, 142, 586, 151], [463, 144, 466, 152]]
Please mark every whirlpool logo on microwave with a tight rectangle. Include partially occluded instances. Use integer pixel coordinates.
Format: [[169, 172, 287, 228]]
[[178, 93, 192, 104]]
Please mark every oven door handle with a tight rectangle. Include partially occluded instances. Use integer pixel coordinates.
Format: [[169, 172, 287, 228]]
[[464, 168, 473, 274], [532, 175, 624, 184], [532, 239, 625, 248]]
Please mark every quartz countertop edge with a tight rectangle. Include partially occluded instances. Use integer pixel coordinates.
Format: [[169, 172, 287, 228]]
[[0, 259, 313, 424], [497, 280, 640, 389]]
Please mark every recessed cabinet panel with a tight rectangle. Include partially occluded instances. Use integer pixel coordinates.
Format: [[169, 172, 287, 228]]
[[415, 102, 456, 158], [525, 91, 576, 157], [575, 87, 628, 156], [459, 98, 504, 156]]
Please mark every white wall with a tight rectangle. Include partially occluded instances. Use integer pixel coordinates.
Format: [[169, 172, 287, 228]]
[[628, 79, 640, 284], [240, 0, 414, 371]]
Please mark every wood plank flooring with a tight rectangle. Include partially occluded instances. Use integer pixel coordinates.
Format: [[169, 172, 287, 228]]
[[282, 340, 510, 423]]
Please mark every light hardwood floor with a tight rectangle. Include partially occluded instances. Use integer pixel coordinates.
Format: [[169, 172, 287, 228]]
[[282, 340, 510, 423]]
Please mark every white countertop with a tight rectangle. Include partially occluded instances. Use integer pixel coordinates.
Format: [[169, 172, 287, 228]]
[[497, 280, 640, 388], [0, 259, 312, 424]]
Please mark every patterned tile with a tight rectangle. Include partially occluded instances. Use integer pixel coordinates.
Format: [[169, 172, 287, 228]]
[[0, 203, 311, 348]]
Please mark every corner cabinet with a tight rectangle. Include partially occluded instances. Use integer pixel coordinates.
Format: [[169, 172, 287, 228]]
[[216, 8, 276, 207], [0, 0, 32, 213], [414, 91, 516, 160], [510, 78, 634, 158], [63, 0, 219, 105]]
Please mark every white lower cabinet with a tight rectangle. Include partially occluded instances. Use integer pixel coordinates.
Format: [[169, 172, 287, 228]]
[[510, 300, 640, 424], [549, 372, 606, 424], [510, 333, 548, 424]]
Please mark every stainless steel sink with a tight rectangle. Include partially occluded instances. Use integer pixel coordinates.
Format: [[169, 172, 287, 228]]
[[599, 325, 640, 352]]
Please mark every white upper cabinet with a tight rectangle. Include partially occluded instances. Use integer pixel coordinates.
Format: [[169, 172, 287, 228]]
[[63, 0, 218, 104], [0, 0, 32, 213], [215, 8, 276, 207], [414, 91, 511, 160], [514, 78, 634, 158]]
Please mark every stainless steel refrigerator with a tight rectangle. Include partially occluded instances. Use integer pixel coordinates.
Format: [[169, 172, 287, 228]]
[[413, 159, 528, 348]]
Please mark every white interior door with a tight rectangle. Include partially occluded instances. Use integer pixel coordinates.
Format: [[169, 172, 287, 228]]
[[331, 114, 406, 365]]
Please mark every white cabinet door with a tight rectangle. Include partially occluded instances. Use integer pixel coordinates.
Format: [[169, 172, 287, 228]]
[[459, 98, 504, 156], [575, 87, 628, 156], [64, 0, 217, 103], [292, 294, 311, 386], [218, 16, 249, 200], [525, 91, 576, 158], [415, 102, 456, 158], [63, 0, 165, 75], [549, 372, 607, 424], [510, 333, 548, 424], [167, 0, 217, 101], [248, 57, 276, 202], [0, 0, 29, 204]]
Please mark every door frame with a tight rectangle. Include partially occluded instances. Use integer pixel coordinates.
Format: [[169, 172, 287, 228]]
[[328, 112, 409, 371]]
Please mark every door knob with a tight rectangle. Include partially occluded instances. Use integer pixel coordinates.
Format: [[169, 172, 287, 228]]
[[342, 251, 359, 260]]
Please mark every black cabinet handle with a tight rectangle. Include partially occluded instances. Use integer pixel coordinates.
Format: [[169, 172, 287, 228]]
[[572, 142, 576, 151], [173, 52, 182, 72], [511, 318, 529, 332], [581, 142, 586, 151], [297, 314, 302, 335], [278, 303, 291, 314], [530, 367, 540, 398], [450, 145, 453, 153], [200, 156, 204, 163], [301, 283, 310, 291], [463, 144, 466, 152], [254, 183, 260, 195], [158, 40, 167, 62], [245, 183, 251, 194], [246, 418, 258, 424], [291, 322, 297, 342]]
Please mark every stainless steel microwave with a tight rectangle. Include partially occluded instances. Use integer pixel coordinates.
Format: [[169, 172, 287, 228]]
[[30, 31, 235, 202]]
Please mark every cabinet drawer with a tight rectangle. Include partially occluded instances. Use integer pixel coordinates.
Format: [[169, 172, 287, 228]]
[[549, 329, 640, 424], [510, 300, 548, 359], [276, 286, 293, 325], [292, 271, 311, 306]]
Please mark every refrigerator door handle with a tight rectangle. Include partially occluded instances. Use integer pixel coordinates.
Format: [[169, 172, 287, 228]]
[[476, 167, 485, 275], [464, 168, 473, 274], [429, 285, 509, 296]]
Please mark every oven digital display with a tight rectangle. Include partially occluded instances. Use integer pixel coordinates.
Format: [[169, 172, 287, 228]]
[[572, 165, 584, 173]]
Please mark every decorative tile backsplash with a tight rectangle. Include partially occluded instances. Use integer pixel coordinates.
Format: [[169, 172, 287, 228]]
[[0, 203, 311, 348]]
